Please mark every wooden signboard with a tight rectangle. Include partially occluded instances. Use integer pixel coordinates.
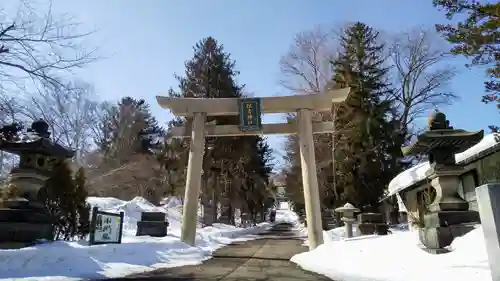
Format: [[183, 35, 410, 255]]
[[89, 207, 124, 245]]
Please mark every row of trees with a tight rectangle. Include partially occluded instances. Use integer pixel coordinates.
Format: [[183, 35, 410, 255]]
[[81, 37, 277, 224], [280, 23, 456, 213], [164, 38, 275, 224], [281, 0, 499, 215], [0, 1, 276, 229], [0, 0, 496, 237]]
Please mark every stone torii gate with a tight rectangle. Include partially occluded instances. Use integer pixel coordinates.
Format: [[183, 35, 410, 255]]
[[156, 88, 350, 250]]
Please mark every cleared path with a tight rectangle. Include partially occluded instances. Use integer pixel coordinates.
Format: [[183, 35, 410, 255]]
[[100, 223, 332, 281]]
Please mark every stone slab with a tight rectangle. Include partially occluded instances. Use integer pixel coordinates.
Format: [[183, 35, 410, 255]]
[[476, 183, 500, 281], [357, 223, 389, 235], [0, 208, 53, 223], [423, 210, 480, 228], [418, 224, 475, 249], [0, 222, 53, 242], [140, 212, 166, 222], [357, 212, 384, 223], [136, 221, 169, 237]]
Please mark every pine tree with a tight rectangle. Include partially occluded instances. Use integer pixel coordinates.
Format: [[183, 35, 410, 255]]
[[434, 0, 499, 132], [88, 97, 166, 203], [167, 37, 273, 224], [103, 97, 164, 163], [331, 22, 401, 211]]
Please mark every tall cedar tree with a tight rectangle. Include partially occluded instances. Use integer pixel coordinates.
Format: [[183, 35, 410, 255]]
[[332, 22, 401, 211], [434, 0, 499, 132], [103, 97, 164, 164], [165, 37, 273, 223]]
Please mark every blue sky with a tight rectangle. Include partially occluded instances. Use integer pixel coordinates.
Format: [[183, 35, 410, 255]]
[[10, 0, 498, 163]]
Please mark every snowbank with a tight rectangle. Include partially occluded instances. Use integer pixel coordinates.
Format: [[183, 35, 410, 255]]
[[388, 133, 499, 196], [275, 208, 307, 238], [292, 225, 491, 281], [0, 196, 270, 281]]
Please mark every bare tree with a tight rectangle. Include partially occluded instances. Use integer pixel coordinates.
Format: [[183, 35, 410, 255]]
[[279, 26, 345, 207], [86, 154, 165, 203], [387, 27, 458, 136], [0, 91, 27, 179], [0, 0, 98, 93], [20, 81, 101, 161], [279, 25, 336, 94]]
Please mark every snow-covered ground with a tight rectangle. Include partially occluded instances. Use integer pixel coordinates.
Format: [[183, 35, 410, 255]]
[[0, 197, 270, 281], [285, 209, 492, 281]]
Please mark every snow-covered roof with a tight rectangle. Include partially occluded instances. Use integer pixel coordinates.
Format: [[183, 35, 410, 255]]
[[387, 133, 499, 196]]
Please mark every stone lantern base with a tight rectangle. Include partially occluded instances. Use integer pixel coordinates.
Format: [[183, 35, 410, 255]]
[[417, 169, 481, 253], [418, 210, 479, 253], [0, 199, 54, 249]]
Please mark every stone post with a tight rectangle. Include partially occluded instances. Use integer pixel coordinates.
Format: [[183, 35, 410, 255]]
[[297, 108, 324, 250], [180, 112, 206, 246], [475, 183, 500, 281]]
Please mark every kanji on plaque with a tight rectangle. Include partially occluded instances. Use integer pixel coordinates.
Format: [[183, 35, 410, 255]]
[[239, 98, 262, 131]]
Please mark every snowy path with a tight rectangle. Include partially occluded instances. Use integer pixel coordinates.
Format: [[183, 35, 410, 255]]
[[100, 223, 333, 281]]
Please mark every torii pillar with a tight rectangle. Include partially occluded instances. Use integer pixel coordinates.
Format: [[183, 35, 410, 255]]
[[156, 88, 350, 250]]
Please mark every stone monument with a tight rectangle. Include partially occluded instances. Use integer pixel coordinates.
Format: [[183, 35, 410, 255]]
[[0, 119, 75, 248], [403, 110, 483, 252]]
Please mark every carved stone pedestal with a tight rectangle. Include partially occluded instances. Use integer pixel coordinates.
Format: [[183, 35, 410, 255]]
[[419, 168, 480, 253]]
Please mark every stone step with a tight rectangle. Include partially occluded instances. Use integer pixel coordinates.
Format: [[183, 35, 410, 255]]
[[0, 208, 52, 223], [0, 222, 53, 242]]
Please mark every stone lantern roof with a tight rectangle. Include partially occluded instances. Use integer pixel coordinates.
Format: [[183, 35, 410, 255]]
[[402, 110, 483, 166], [0, 119, 75, 158]]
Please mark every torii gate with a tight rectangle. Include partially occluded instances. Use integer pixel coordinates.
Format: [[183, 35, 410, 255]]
[[156, 88, 350, 250]]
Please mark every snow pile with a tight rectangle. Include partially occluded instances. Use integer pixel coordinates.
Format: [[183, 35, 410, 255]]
[[388, 133, 499, 196], [0, 196, 270, 281], [292, 225, 491, 281], [275, 208, 307, 238]]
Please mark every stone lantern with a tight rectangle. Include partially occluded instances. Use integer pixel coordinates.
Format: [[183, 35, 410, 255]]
[[335, 202, 360, 238], [0, 119, 75, 248], [402, 110, 483, 251]]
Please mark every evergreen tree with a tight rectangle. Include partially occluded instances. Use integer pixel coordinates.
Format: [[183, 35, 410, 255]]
[[166, 37, 274, 224], [74, 167, 90, 237], [331, 22, 401, 211], [88, 97, 166, 203], [103, 97, 164, 164], [41, 161, 90, 240], [434, 0, 499, 132]]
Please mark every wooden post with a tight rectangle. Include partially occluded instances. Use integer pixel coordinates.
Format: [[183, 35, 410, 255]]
[[297, 108, 324, 250], [181, 112, 206, 245]]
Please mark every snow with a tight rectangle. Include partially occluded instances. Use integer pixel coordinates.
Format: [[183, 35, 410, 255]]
[[388, 133, 499, 196], [0, 196, 270, 281], [290, 216, 492, 281], [387, 161, 430, 197]]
